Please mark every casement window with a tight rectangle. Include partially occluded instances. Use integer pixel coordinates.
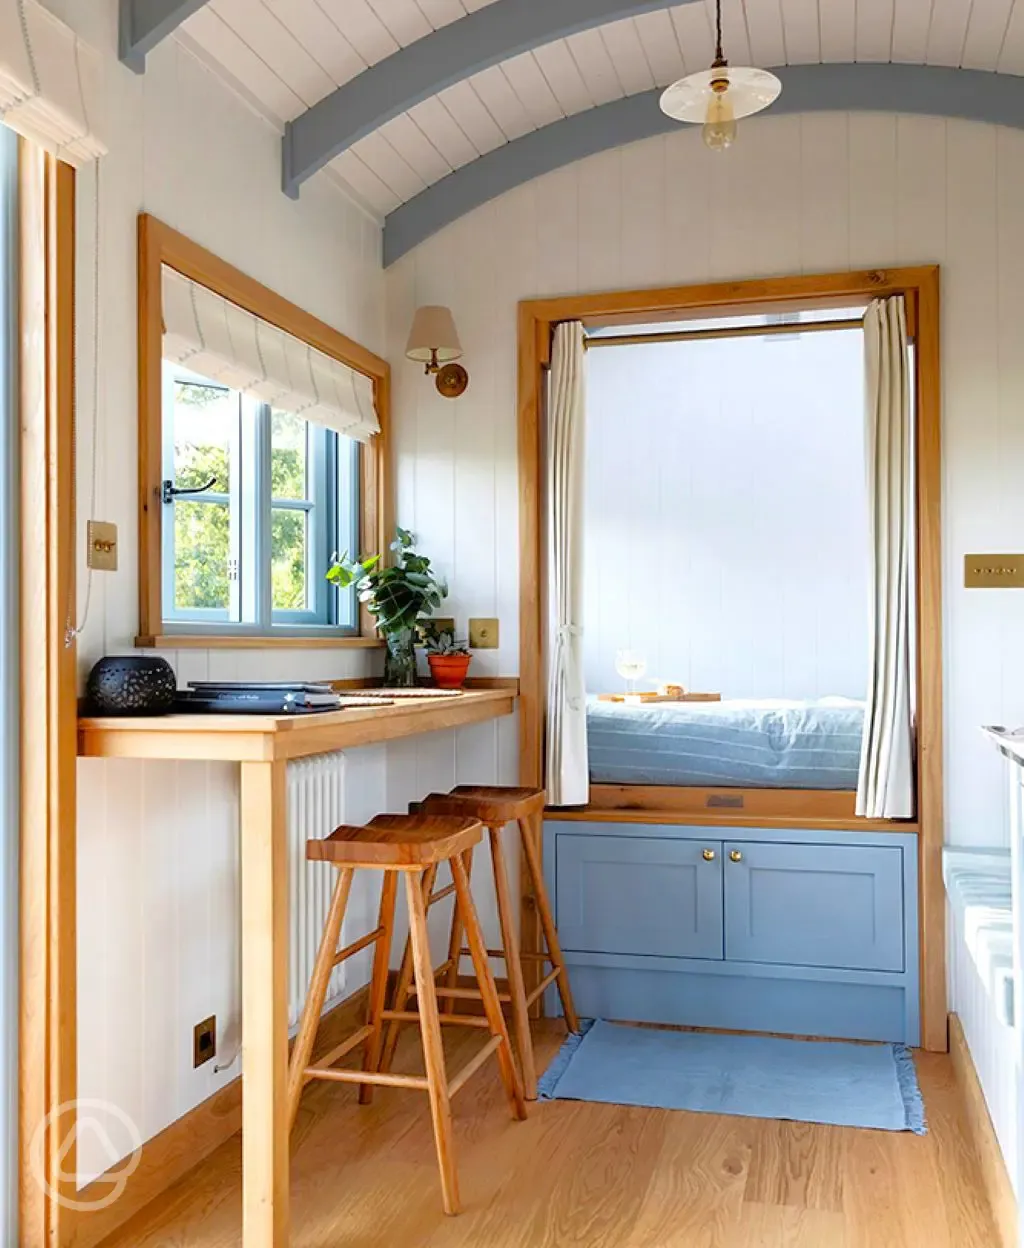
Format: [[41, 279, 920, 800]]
[[138, 218, 390, 647], [161, 364, 361, 635]]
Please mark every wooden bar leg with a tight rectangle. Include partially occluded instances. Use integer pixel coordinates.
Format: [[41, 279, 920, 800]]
[[443, 847, 474, 1016], [359, 871, 399, 1106], [380, 863, 438, 1073], [287, 866, 354, 1127], [520, 815, 580, 1033], [488, 825, 538, 1099], [519, 812, 545, 1021], [240, 759, 290, 1248], [452, 855, 527, 1123], [405, 871, 461, 1216]]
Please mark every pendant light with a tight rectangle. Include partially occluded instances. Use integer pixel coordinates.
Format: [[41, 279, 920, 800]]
[[659, 0, 781, 151]]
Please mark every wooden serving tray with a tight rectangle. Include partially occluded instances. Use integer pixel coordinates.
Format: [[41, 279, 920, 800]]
[[598, 692, 722, 704]]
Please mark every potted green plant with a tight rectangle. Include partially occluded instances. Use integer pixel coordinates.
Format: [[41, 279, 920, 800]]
[[424, 631, 472, 689], [326, 528, 447, 687]]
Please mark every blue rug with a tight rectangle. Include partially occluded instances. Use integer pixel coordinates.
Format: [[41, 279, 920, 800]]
[[539, 1020, 926, 1134]]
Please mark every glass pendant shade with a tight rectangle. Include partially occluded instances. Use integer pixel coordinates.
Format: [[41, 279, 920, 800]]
[[702, 91, 737, 151], [660, 65, 782, 130]]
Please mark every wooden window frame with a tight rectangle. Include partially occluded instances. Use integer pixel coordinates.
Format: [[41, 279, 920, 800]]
[[135, 214, 392, 649], [517, 267, 946, 1051]]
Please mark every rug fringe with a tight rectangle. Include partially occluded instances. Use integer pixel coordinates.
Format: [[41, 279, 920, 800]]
[[537, 1018, 595, 1100], [892, 1043, 928, 1135]]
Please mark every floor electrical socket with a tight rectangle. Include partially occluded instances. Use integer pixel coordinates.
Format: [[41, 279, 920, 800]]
[[193, 1016, 217, 1068]]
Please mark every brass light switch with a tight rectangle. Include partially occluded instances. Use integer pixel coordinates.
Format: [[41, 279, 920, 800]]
[[469, 618, 499, 649], [964, 554, 1024, 588], [87, 520, 118, 572]]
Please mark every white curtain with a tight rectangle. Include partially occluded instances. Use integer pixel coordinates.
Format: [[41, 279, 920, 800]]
[[857, 295, 915, 819], [0, 0, 106, 165], [546, 321, 589, 806], [162, 267, 380, 443]]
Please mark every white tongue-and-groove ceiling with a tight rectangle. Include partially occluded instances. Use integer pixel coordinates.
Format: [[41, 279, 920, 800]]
[[171, 0, 1024, 254]]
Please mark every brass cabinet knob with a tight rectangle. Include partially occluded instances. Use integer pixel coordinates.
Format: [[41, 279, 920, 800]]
[[702, 848, 716, 861], [729, 850, 743, 863]]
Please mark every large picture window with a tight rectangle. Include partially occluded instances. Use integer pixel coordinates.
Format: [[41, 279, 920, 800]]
[[162, 365, 360, 635]]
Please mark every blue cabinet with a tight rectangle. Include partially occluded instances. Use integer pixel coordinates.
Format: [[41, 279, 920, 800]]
[[544, 821, 920, 1044], [723, 841, 905, 972], [556, 835, 723, 960]]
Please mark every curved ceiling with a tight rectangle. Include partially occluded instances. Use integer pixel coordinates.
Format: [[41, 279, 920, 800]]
[[168, 0, 1024, 256]]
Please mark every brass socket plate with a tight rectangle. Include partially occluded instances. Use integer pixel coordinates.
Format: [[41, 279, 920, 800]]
[[193, 1016, 217, 1068], [469, 618, 499, 649], [964, 554, 1024, 588], [87, 520, 118, 572]]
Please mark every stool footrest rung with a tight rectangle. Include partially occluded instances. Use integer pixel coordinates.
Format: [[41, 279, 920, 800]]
[[524, 967, 561, 1008], [457, 946, 550, 963], [381, 1009, 490, 1030], [448, 1036, 503, 1098], [305, 1024, 373, 1080], [332, 926, 384, 967], [427, 881, 457, 905], [305, 1065, 429, 1091], [414, 984, 512, 1004]]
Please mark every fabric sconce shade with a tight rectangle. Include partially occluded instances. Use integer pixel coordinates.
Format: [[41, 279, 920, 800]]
[[405, 306, 463, 364], [405, 305, 469, 398]]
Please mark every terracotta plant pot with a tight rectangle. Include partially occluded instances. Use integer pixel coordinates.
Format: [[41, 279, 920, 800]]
[[427, 652, 472, 689]]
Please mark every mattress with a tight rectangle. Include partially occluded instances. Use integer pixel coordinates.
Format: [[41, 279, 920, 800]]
[[587, 697, 865, 790]]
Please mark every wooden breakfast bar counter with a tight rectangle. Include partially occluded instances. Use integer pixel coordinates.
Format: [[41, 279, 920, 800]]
[[77, 688, 517, 1247]]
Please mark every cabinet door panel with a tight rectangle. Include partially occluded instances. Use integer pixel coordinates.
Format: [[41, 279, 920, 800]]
[[723, 841, 905, 972], [555, 834, 723, 960]]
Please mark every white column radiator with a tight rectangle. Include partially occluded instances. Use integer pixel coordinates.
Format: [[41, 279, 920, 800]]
[[287, 752, 348, 1028]]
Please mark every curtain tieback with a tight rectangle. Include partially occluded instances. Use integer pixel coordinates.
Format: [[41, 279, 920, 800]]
[[555, 624, 583, 642]]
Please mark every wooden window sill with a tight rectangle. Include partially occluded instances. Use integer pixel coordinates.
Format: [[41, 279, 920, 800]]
[[135, 634, 385, 650]]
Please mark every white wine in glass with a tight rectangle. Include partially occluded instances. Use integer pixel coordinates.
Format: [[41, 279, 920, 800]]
[[614, 650, 647, 695]]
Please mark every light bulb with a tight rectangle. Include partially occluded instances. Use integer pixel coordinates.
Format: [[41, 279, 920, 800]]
[[703, 88, 737, 151]]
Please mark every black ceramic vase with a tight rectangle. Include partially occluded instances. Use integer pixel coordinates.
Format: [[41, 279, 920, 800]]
[[86, 655, 177, 715]]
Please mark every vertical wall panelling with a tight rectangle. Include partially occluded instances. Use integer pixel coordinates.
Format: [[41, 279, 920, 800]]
[[66, 0, 387, 1165]]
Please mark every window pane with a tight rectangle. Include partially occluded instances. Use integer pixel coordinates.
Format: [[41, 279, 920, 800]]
[[174, 500, 230, 610], [271, 507, 307, 610], [271, 410, 307, 501], [173, 380, 233, 492]]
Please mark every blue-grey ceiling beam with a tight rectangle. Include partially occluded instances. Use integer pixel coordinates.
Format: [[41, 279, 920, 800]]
[[282, 0, 690, 199], [384, 62, 1024, 265], [119, 0, 209, 73]]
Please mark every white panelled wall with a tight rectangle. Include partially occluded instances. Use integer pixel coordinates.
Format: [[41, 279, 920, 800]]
[[385, 111, 1024, 1176], [65, 0, 392, 1181]]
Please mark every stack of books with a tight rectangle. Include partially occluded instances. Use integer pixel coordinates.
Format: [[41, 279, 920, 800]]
[[175, 682, 346, 715]]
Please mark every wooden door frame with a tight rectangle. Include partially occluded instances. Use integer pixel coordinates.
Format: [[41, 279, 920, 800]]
[[19, 146, 78, 1244], [517, 267, 946, 1052]]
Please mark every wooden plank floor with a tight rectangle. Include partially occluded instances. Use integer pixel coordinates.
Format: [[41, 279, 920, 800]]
[[98, 1022, 999, 1247]]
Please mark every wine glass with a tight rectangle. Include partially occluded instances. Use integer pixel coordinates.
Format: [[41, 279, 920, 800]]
[[615, 650, 647, 695]]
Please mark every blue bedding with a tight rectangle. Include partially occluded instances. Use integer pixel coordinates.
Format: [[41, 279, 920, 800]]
[[587, 697, 864, 790]]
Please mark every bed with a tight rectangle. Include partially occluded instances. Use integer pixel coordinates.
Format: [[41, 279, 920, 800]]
[[586, 697, 865, 791]]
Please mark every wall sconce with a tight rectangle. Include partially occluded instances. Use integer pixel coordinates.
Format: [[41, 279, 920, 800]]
[[405, 305, 469, 398]]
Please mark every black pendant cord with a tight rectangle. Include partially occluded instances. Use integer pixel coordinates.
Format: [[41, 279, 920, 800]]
[[714, 0, 725, 65]]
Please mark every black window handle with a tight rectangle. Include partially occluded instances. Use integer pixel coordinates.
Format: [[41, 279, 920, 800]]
[[161, 476, 219, 505]]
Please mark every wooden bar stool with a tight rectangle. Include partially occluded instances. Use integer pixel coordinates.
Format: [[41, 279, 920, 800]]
[[287, 812, 527, 1216], [381, 786, 579, 1100]]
